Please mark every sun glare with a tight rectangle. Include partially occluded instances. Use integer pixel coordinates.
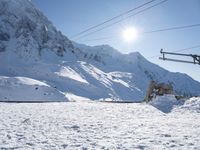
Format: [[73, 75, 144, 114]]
[[122, 27, 138, 42]]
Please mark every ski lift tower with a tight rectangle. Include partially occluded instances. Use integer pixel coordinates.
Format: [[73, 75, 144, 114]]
[[159, 49, 200, 65]]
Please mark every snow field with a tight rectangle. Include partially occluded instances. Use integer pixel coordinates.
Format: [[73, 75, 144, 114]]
[[0, 98, 199, 149]]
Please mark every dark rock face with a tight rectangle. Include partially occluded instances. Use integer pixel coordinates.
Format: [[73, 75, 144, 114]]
[[0, 31, 10, 41], [15, 17, 37, 38]]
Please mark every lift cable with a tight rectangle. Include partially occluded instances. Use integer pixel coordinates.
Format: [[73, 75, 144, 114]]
[[80, 23, 200, 42], [71, 0, 158, 39], [72, 0, 169, 40], [144, 23, 200, 34]]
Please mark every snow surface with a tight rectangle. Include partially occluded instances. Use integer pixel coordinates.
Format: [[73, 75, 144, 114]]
[[0, 97, 199, 149], [149, 95, 185, 113], [0, 76, 67, 101]]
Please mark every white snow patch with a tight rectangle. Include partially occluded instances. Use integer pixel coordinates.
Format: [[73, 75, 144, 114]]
[[65, 92, 91, 102], [55, 66, 88, 83], [150, 95, 184, 113], [0, 76, 67, 101], [173, 97, 200, 113]]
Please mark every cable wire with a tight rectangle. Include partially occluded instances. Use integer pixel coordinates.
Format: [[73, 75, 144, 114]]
[[80, 23, 200, 42], [71, 0, 158, 38], [144, 23, 200, 34], [72, 0, 169, 40]]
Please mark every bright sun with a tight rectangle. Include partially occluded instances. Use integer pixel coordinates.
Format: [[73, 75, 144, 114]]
[[122, 27, 138, 42]]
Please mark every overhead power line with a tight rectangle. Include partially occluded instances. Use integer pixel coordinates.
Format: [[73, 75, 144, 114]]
[[168, 44, 200, 53], [144, 23, 200, 34], [71, 0, 169, 40], [81, 23, 200, 42], [71, 0, 158, 39], [76, 0, 169, 40]]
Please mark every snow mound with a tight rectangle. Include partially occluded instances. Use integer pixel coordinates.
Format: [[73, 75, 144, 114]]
[[174, 97, 200, 113], [150, 95, 184, 113], [0, 76, 67, 102]]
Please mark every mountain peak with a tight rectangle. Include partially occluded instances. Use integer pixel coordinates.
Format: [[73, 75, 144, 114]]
[[0, 0, 76, 61], [1, 0, 34, 15], [127, 51, 144, 60]]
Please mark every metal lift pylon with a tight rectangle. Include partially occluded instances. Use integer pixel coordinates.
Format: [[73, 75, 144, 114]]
[[159, 49, 200, 65]]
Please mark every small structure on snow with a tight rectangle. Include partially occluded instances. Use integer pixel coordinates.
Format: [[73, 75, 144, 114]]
[[144, 80, 174, 102]]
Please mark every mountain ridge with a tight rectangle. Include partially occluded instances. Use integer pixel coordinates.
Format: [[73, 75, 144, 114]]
[[0, 0, 200, 101]]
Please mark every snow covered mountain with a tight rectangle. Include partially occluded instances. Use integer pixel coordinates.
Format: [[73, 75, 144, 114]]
[[0, 0, 200, 101]]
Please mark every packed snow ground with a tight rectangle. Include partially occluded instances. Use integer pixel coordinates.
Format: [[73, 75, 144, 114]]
[[0, 97, 199, 149]]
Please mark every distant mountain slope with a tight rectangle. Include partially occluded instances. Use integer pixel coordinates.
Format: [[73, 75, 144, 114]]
[[0, 0, 200, 101], [0, 76, 66, 101]]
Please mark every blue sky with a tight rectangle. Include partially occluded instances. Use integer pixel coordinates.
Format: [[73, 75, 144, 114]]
[[32, 0, 200, 81]]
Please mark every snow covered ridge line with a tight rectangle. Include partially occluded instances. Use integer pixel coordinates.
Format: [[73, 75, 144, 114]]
[[0, 76, 68, 102], [0, 0, 200, 101]]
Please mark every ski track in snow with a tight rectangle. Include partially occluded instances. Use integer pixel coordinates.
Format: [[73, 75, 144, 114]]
[[0, 100, 199, 150]]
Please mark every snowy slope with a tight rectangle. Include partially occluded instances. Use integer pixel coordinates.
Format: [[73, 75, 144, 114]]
[[0, 0, 200, 101], [0, 76, 67, 101], [0, 97, 199, 149]]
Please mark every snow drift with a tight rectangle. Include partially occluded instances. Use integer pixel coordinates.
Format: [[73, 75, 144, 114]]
[[0, 0, 200, 101], [149, 95, 184, 113]]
